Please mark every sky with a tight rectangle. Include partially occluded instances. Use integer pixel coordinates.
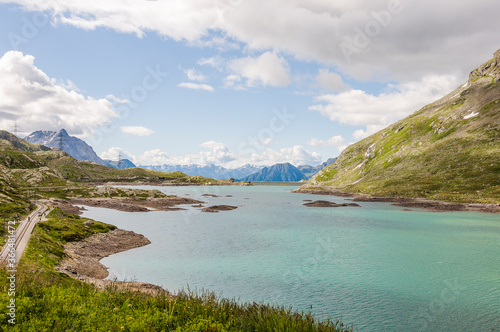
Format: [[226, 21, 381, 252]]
[[0, 0, 499, 167]]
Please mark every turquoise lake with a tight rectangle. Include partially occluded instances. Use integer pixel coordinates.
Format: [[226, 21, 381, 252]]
[[79, 185, 500, 331]]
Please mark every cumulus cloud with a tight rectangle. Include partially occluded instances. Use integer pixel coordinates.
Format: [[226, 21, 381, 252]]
[[307, 135, 345, 147], [121, 126, 154, 136], [226, 52, 291, 88], [246, 145, 322, 166], [100, 147, 134, 161], [316, 69, 348, 92], [132, 141, 235, 166], [185, 68, 208, 82], [0, 51, 118, 137], [178, 82, 215, 92], [309, 75, 459, 139], [6, 0, 500, 81], [105, 143, 321, 167]]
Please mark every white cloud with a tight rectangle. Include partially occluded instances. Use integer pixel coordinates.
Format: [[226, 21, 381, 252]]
[[0, 51, 118, 137], [133, 141, 235, 166], [316, 69, 348, 92], [106, 94, 130, 104], [309, 75, 459, 139], [227, 52, 291, 88], [100, 147, 134, 161], [178, 82, 215, 92], [198, 56, 225, 70], [133, 149, 171, 166], [246, 145, 322, 166], [6, 0, 500, 81], [307, 135, 345, 147], [112, 142, 321, 167], [223, 74, 243, 90], [121, 126, 154, 136], [185, 68, 208, 82]]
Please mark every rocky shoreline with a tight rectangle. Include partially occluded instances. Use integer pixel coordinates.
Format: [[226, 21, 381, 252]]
[[47, 196, 203, 215], [294, 187, 500, 213], [56, 228, 169, 297]]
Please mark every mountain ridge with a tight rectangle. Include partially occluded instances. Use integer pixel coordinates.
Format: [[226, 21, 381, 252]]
[[25, 129, 107, 166], [299, 49, 500, 204], [239, 162, 308, 182], [142, 164, 265, 180]]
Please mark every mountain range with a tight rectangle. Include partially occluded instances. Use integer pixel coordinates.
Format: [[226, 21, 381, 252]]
[[239, 163, 308, 182], [141, 163, 264, 180], [143, 158, 338, 181], [21, 129, 337, 181], [297, 158, 337, 178], [24, 129, 136, 169], [301, 49, 500, 204]]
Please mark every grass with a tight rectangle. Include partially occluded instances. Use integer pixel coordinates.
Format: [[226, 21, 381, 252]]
[[0, 208, 353, 332]]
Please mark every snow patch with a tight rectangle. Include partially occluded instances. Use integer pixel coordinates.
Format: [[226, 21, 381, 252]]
[[463, 111, 479, 120], [462, 82, 468, 88], [353, 163, 362, 170]]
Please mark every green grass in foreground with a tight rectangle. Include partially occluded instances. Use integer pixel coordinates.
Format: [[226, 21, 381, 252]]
[[0, 209, 353, 331]]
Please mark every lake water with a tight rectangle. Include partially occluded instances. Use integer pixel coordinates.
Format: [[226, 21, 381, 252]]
[[79, 185, 500, 331]]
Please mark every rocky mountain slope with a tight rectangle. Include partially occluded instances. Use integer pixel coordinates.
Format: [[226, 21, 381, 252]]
[[298, 158, 337, 179], [104, 158, 136, 169], [300, 49, 500, 204], [240, 162, 308, 182], [25, 129, 107, 165]]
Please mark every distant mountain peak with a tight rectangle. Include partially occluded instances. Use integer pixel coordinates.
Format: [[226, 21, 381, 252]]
[[25, 129, 106, 165], [240, 162, 308, 182]]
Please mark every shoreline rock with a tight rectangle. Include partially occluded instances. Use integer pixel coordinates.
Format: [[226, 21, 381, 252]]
[[47, 196, 203, 215], [293, 188, 500, 213], [303, 200, 360, 208], [201, 205, 238, 213], [56, 228, 169, 297]]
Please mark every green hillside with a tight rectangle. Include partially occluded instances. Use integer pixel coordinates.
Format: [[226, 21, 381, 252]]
[[301, 49, 500, 204]]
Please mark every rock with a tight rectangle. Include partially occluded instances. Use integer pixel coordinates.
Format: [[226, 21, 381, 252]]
[[303, 200, 361, 208], [83, 220, 94, 226], [201, 205, 238, 213]]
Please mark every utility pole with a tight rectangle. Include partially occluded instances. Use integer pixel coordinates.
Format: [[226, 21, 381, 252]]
[[118, 151, 124, 169], [12, 123, 20, 137], [55, 130, 64, 151]]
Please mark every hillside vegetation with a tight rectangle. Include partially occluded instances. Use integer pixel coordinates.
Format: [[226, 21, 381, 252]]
[[302, 49, 500, 204]]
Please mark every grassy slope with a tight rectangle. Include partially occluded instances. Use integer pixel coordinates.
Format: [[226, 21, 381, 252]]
[[0, 208, 352, 331], [304, 53, 500, 204]]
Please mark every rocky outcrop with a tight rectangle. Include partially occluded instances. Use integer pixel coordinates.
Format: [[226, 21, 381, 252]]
[[303, 200, 360, 208], [201, 205, 238, 213], [469, 48, 500, 82]]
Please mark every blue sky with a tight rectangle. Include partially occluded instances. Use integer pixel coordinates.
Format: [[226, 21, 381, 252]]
[[0, 0, 499, 167]]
